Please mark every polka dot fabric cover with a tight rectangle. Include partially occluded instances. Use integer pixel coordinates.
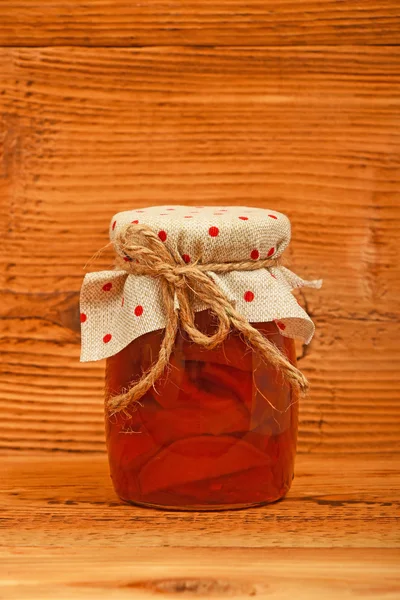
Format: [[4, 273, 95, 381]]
[[80, 205, 322, 362]]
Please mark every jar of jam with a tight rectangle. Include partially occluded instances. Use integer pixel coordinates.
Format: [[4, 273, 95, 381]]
[[80, 205, 320, 510]]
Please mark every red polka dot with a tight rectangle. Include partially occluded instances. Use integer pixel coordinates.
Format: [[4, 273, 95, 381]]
[[182, 254, 191, 263], [270, 272, 277, 279], [121, 297, 124, 307], [166, 208, 175, 211], [268, 214, 278, 219], [80, 313, 87, 323], [103, 333, 112, 343], [276, 321, 286, 331], [134, 305, 143, 317], [102, 282, 112, 291], [158, 230, 167, 242], [184, 215, 193, 218], [244, 290, 254, 302], [251, 249, 260, 260], [112, 220, 116, 230], [239, 216, 248, 221], [131, 219, 139, 224], [267, 247, 275, 257], [209, 226, 219, 237], [160, 213, 167, 216], [137, 210, 144, 213]]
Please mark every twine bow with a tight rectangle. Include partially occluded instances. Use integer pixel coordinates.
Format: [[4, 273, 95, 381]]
[[107, 223, 308, 414]]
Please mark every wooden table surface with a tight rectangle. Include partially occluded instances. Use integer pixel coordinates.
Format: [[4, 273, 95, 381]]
[[3, 452, 400, 599]]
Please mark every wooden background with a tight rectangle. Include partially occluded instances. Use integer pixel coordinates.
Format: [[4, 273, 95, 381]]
[[1, 3, 400, 598], [1, 4, 400, 454]]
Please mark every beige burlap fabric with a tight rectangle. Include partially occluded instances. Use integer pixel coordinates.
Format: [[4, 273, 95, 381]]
[[80, 205, 321, 363]]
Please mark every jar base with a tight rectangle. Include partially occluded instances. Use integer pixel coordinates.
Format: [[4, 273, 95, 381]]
[[117, 494, 287, 512]]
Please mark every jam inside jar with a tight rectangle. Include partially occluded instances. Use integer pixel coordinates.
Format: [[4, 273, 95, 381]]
[[105, 310, 298, 510]]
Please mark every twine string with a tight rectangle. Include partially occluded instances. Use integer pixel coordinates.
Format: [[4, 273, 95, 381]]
[[107, 223, 308, 414]]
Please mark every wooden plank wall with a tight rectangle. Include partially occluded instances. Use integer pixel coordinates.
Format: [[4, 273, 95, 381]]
[[1, 1, 400, 45], [0, 4, 399, 454]]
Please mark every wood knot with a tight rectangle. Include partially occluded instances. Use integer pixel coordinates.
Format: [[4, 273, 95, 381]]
[[129, 578, 259, 596]]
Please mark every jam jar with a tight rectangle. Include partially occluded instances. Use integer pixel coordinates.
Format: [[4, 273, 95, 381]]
[[80, 205, 320, 510]]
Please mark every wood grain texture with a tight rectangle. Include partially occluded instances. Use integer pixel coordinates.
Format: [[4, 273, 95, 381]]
[[1, 47, 400, 453], [3, 454, 400, 548], [2, 547, 400, 600], [1, 19, 400, 594], [1, 1, 400, 46]]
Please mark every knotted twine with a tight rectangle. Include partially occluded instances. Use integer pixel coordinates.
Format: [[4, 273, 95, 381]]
[[107, 222, 308, 415]]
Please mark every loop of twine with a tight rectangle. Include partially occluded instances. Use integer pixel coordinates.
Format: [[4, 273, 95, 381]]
[[107, 223, 308, 415]]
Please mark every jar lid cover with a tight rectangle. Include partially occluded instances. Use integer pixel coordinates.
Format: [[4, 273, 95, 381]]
[[80, 205, 321, 362]]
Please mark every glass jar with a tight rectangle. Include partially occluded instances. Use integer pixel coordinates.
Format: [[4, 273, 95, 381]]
[[105, 309, 298, 510], [80, 205, 320, 511]]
